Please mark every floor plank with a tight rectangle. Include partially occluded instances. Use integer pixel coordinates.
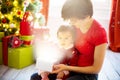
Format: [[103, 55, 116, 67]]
[[1, 68, 21, 80], [102, 55, 120, 80], [106, 51, 120, 77], [0, 65, 9, 77], [0, 64, 37, 80], [15, 64, 37, 80]]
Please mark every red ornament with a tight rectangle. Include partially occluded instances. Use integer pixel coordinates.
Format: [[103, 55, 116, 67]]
[[6, 1, 10, 6], [2, 18, 7, 23], [17, 11, 21, 15]]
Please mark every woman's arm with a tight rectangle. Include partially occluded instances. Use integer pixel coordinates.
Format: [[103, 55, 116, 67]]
[[52, 43, 107, 74]]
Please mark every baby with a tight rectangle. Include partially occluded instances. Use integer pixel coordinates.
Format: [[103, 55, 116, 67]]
[[37, 25, 79, 80]]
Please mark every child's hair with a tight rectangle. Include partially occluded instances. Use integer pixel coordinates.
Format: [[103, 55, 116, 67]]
[[57, 25, 75, 40], [62, 0, 93, 20]]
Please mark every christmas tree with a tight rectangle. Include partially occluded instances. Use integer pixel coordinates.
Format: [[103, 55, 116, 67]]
[[0, 0, 45, 36]]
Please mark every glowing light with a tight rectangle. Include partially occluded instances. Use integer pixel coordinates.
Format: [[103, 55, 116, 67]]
[[10, 23, 15, 28], [35, 42, 64, 62], [34, 21, 39, 28], [35, 13, 41, 18], [1, 15, 4, 18], [43, 34, 50, 40], [13, 0, 18, 7], [15, 30, 19, 34], [34, 41, 65, 71], [27, 15, 33, 21]]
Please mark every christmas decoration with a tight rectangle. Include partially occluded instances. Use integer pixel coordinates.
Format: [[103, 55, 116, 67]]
[[20, 35, 33, 46], [20, 11, 33, 35], [0, 0, 24, 36], [25, 0, 45, 27], [0, 42, 2, 64], [0, 0, 45, 36], [8, 36, 23, 48], [8, 46, 34, 69]]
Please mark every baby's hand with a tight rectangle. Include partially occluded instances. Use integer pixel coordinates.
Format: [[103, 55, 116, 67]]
[[41, 77, 49, 80], [41, 72, 49, 80], [56, 79, 62, 80], [57, 71, 65, 79]]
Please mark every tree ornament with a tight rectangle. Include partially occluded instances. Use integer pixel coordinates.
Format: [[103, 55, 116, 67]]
[[6, 1, 10, 6], [2, 18, 7, 23], [2, 17, 9, 23], [0, 0, 2, 5], [17, 10, 21, 15]]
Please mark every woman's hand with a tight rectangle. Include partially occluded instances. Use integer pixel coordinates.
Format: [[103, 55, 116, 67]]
[[52, 64, 67, 74]]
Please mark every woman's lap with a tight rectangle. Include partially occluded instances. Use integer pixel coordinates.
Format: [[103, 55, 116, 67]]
[[30, 73, 41, 80], [30, 72, 98, 80], [66, 72, 98, 80]]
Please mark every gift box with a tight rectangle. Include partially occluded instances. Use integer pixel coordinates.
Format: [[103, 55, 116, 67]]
[[8, 46, 34, 69], [2, 35, 20, 65], [0, 32, 4, 42], [2, 36, 12, 65], [20, 36, 34, 46], [20, 36, 33, 41], [0, 42, 3, 64]]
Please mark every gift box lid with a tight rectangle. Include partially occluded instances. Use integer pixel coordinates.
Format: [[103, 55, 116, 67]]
[[20, 36, 34, 41]]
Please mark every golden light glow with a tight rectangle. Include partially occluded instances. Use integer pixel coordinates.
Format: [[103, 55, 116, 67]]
[[35, 42, 65, 63], [13, 0, 18, 7]]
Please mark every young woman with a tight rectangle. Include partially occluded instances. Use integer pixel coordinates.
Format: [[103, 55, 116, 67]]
[[52, 0, 108, 80]]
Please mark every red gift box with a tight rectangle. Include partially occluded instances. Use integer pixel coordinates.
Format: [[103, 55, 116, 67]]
[[23, 41, 32, 46], [2, 35, 20, 65], [2, 36, 11, 65]]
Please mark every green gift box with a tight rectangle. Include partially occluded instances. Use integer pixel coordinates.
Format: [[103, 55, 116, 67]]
[[8, 46, 34, 69], [20, 36, 34, 41], [0, 32, 4, 42], [0, 42, 3, 64]]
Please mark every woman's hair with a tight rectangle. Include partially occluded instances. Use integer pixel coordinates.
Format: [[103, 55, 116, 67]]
[[61, 0, 93, 20], [57, 25, 75, 40]]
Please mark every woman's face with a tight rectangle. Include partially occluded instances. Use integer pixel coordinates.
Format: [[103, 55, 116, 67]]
[[69, 17, 88, 28], [69, 18, 82, 28]]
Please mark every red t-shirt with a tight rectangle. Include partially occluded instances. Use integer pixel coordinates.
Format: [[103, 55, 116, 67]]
[[74, 20, 107, 67], [60, 48, 79, 66]]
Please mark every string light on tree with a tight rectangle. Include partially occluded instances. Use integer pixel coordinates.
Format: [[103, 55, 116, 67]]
[[0, 0, 45, 36]]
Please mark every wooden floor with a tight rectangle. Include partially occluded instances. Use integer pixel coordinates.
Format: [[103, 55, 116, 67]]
[[0, 49, 120, 80]]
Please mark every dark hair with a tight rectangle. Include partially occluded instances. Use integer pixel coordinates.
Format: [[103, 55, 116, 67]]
[[57, 25, 75, 40], [61, 0, 93, 20]]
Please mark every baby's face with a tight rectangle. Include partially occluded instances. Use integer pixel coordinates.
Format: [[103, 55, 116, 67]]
[[58, 31, 74, 49]]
